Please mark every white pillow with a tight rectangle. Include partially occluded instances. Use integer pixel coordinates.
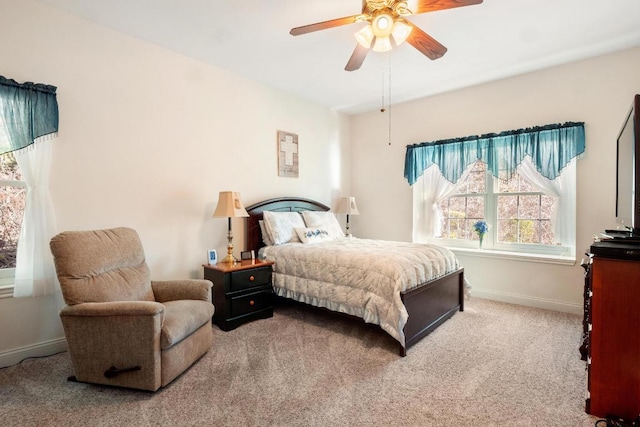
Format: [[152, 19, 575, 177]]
[[259, 220, 274, 246], [295, 227, 333, 244], [301, 211, 345, 238], [263, 211, 305, 245]]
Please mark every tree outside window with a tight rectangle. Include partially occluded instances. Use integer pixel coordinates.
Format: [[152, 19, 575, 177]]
[[0, 151, 25, 269]]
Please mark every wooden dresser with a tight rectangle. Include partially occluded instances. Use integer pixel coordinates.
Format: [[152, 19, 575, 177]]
[[585, 241, 640, 420]]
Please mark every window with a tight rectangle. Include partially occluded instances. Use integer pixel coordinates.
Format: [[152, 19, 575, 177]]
[[406, 122, 583, 261], [436, 160, 569, 256], [0, 149, 25, 293], [0, 76, 59, 298]]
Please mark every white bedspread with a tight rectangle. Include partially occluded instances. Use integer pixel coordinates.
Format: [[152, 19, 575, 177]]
[[262, 238, 460, 346]]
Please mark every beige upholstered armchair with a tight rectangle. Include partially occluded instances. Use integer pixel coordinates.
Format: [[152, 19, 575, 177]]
[[50, 227, 215, 391]]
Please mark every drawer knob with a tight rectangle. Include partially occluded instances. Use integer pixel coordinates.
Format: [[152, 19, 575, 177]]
[[249, 275, 255, 281], [249, 300, 255, 306]]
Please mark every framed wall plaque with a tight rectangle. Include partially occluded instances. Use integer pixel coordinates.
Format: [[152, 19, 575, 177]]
[[277, 130, 299, 178]]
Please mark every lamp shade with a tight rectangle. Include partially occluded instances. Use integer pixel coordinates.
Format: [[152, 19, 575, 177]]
[[212, 191, 249, 218], [336, 197, 359, 215]]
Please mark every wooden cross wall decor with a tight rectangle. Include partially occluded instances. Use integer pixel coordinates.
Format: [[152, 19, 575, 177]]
[[277, 130, 299, 178]]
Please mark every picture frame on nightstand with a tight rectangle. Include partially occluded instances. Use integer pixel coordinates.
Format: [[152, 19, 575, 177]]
[[240, 250, 255, 261], [207, 249, 217, 265]]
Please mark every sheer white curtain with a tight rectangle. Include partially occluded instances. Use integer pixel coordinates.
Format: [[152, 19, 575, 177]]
[[12, 136, 58, 297], [412, 164, 473, 243], [516, 156, 576, 255]]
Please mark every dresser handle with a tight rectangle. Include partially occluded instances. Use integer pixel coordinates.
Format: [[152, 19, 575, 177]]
[[249, 300, 255, 306], [249, 275, 255, 281]]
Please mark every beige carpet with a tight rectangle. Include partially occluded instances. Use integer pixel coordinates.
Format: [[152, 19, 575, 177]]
[[0, 297, 599, 427]]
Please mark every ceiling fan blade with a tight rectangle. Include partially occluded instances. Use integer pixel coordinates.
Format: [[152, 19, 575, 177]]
[[412, 0, 483, 14], [405, 22, 447, 60], [290, 15, 362, 36], [345, 44, 370, 71]]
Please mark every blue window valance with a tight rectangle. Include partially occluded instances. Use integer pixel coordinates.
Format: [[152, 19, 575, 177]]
[[404, 122, 585, 185], [0, 75, 59, 155]]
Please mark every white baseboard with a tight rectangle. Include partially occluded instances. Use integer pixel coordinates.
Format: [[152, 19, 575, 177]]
[[0, 338, 67, 368], [471, 289, 583, 316]]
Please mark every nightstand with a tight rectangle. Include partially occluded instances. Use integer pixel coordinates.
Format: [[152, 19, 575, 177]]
[[203, 259, 275, 331]]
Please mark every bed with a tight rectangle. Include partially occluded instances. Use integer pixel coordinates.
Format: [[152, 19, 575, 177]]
[[245, 197, 464, 356]]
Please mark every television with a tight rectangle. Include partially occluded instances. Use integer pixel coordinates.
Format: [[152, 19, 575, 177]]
[[615, 94, 640, 235]]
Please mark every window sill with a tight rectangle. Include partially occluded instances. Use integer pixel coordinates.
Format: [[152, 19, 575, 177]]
[[0, 285, 13, 299], [449, 247, 576, 266]]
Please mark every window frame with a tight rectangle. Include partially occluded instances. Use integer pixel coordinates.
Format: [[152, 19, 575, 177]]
[[0, 158, 26, 297], [433, 162, 572, 258], [0, 267, 15, 298]]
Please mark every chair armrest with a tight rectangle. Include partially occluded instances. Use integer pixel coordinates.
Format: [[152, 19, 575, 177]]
[[151, 279, 212, 303], [60, 301, 164, 317]]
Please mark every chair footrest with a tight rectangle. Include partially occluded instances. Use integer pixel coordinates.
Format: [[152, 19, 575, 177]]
[[104, 365, 141, 378]]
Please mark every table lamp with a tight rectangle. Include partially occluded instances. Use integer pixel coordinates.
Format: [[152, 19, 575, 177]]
[[336, 196, 359, 237], [212, 191, 249, 263]]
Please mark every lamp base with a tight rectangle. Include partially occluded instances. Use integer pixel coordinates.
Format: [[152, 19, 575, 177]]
[[221, 254, 238, 264], [222, 225, 237, 264]]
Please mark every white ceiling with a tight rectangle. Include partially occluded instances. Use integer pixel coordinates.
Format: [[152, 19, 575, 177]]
[[35, 0, 640, 114]]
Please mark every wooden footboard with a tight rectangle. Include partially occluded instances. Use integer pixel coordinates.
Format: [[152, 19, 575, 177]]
[[400, 268, 464, 356]]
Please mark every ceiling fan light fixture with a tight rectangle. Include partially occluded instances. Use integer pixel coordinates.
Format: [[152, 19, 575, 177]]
[[391, 20, 412, 45], [355, 25, 392, 52], [354, 25, 374, 49], [353, 24, 375, 49], [371, 12, 394, 38], [372, 36, 392, 52]]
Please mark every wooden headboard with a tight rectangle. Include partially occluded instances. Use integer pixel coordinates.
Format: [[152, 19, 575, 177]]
[[245, 197, 330, 252]]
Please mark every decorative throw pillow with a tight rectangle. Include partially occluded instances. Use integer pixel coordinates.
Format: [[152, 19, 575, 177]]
[[259, 220, 274, 246], [301, 211, 345, 238], [295, 227, 333, 244], [263, 211, 305, 245]]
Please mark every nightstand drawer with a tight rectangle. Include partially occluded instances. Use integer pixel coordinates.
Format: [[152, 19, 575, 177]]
[[230, 267, 271, 292], [230, 289, 272, 318]]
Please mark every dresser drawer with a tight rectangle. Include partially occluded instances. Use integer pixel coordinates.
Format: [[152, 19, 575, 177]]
[[229, 266, 272, 292], [230, 289, 273, 318]]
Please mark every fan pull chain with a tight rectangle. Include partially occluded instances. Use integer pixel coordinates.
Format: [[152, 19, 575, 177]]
[[380, 58, 386, 113], [380, 53, 392, 145], [387, 53, 392, 146]]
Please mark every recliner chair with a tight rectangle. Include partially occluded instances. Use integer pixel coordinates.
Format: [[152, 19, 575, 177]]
[[50, 227, 214, 391]]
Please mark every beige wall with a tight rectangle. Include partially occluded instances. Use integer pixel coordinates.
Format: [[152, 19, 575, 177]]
[[351, 47, 640, 313], [0, 0, 351, 366]]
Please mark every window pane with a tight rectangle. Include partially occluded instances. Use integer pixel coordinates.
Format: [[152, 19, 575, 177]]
[[498, 171, 518, 192], [449, 218, 466, 240], [520, 195, 541, 219], [455, 161, 486, 194], [0, 152, 21, 181], [540, 220, 554, 245], [0, 185, 25, 269], [448, 196, 466, 215], [518, 176, 536, 192], [519, 219, 538, 243], [540, 195, 554, 219], [467, 196, 484, 219], [467, 163, 486, 193], [1, 152, 24, 270], [466, 219, 481, 240], [498, 219, 518, 243], [497, 195, 518, 218]]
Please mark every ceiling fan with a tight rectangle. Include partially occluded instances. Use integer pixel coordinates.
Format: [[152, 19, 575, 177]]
[[290, 0, 483, 71]]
